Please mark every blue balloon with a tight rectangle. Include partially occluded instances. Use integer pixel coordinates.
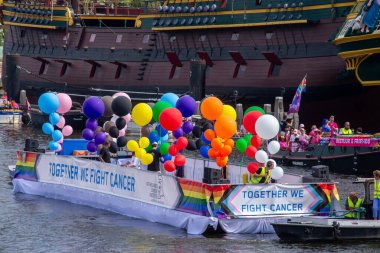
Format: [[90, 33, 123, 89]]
[[160, 93, 179, 107], [160, 134, 169, 142], [156, 124, 168, 137], [83, 96, 105, 119], [49, 112, 60, 126], [48, 141, 59, 151], [148, 131, 159, 144], [200, 145, 210, 159], [42, 122, 54, 135], [38, 92, 60, 114], [201, 133, 211, 144], [161, 153, 172, 163], [52, 130, 63, 142]]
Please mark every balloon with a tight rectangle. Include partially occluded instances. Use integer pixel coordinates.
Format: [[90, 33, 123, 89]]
[[83, 97, 105, 119], [112, 92, 131, 100], [82, 128, 94, 141], [118, 129, 126, 137], [268, 140, 281, 154], [192, 126, 202, 138], [141, 125, 151, 137], [159, 108, 182, 131], [145, 144, 153, 152], [255, 150, 269, 163], [211, 138, 223, 150], [148, 131, 159, 144], [109, 126, 119, 138], [139, 137, 150, 149], [52, 130, 63, 142], [162, 153, 172, 162], [109, 141, 118, 153], [135, 148, 147, 159], [123, 114, 132, 124], [225, 139, 235, 148], [160, 134, 168, 143], [49, 112, 60, 126], [202, 122, 213, 132], [95, 126, 103, 134], [87, 141, 97, 153], [208, 148, 220, 159], [95, 132, 107, 145], [116, 117, 127, 130], [160, 92, 179, 107], [58, 136, 64, 144], [186, 140, 197, 151], [174, 154, 186, 166], [168, 145, 178, 156], [164, 161, 176, 172], [222, 105, 237, 120], [200, 96, 223, 121], [86, 118, 98, 131], [266, 159, 277, 169], [48, 141, 59, 151], [103, 121, 115, 133], [38, 93, 59, 114], [152, 101, 172, 122], [112, 96, 132, 117], [200, 145, 210, 158], [173, 128, 184, 139], [176, 95, 196, 117], [62, 125, 73, 137], [132, 103, 153, 126], [244, 134, 253, 144], [182, 121, 194, 134], [56, 116, 66, 129], [155, 124, 168, 137], [201, 133, 211, 145], [159, 142, 170, 155], [255, 114, 280, 140], [247, 162, 259, 174], [56, 143, 62, 152], [214, 115, 237, 140], [250, 135, 262, 148], [176, 137, 188, 150], [42, 122, 54, 135], [216, 156, 228, 167], [271, 167, 284, 180], [56, 93, 72, 114], [245, 145, 257, 158], [117, 136, 128, 147], [127, 140, 139, 152], [111, 114, 118, 123], [220, 145, 232, 157], [141, 153, 154, 165], [101, 96, 114, 117], [204, 129, 216, 141], [236, 138, 248, 153], [195, 139, 205, 150], [244, 106, 266, 116], [243, 111, 263, 134]]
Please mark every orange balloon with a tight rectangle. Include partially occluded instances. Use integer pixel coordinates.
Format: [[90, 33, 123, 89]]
[[200, 97, 223, 121], [220, 145, 232, 157], [211, 138, 223, 150], [216, 156, 228, 167], [208, 148, 220, 158], [225, 138, 235, 148], [204, 129, 216, 141], [214, 115, 237, 140]]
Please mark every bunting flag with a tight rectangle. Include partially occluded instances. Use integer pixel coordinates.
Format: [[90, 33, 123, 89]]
[[288, 75, 307, 114]]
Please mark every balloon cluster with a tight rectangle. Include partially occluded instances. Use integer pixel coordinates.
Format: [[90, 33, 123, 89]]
[[39, 92, 73, 152], [126, 138, 154, 165]]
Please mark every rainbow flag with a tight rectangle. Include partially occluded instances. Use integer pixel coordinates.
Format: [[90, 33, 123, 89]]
[[176, 178, 210, 216], [14, 151, 38, 181], [288, 75, 307, 114]]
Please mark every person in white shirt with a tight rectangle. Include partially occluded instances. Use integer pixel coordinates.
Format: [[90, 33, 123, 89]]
[[123, 152, 141, 169]]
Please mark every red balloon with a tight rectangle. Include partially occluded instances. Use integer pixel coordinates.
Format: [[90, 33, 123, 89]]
[[176, 137, 188, 150], [174, 154, 186, 166], [243, 111, 263, 134], [164, 161, 176, 172], [247, 162, 259, 174], [159, 108, 183, 131], [245, 145, 257, 158], [168, 145, 179, 156], [250, 135, 262, 148]]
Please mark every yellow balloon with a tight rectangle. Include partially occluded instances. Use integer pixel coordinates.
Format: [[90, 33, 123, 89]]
[[139, 137, 150, 149], [127, 140, 139, 152], [132, 103, 153, 127], [135, 148, 146, 159], [141, 153, 154, 165], [222, 105, 237, 121]]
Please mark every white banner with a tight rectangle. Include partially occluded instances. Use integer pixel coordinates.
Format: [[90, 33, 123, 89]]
[[36, 154, 181, 209]]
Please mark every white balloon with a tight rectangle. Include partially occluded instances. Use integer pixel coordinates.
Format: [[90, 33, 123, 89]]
[[266, 159, 277, 169], [255, 150, 268, 163], [271, 166, 284, 180], [255, 114, 280, 140], [111, 114, 118, 123], [268, 140, 280, 154]]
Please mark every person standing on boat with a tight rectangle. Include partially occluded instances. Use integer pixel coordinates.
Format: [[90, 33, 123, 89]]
[[147, 142, 163, 172], [373, 170, 380, 220], [339, 122, 353, 135], [327, 116, 339, 136], [249, 160, 275, 184], [99, 141, 111, 163], [345, 192, 363, 219]]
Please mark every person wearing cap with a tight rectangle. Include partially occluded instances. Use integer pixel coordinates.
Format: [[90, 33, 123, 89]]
[[147, 142, 163, 172], [310, 128, 322, 144], [339, 122, 353, 135]]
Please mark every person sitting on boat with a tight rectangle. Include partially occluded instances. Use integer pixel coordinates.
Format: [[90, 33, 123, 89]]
[[249, 160, 274, 184], [345, 192, 363, 219], [99, 141, 111, 163], [339, 122, 353, 135], [373, 170, 380, 220], [123, 152, 141, 169], [361, 0, 380, 33], [327, 115, 339, 136]]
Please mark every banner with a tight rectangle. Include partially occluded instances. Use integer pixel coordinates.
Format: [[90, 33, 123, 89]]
[[329, 137, 379, 147], [288, 75, 307, 114]]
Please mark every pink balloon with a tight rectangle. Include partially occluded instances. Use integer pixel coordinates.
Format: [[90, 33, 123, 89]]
[[56, 116, 66, 129], [62, 125, 73, 137], [56, 144, 62, 152], [119, 129, 126, 137], [56, 93, 72, 114], [123, 124, 128, 131], [123, 113, 131, 124], [58, 136, 64, 143], [112, 92, 131, 101]]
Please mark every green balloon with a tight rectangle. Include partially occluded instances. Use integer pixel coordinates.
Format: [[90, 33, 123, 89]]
[[153, 101, 172, 122], [244, 106, 266, 116], [159, 142, 170, 155], [145, 144, 153, 152], [236, 138, 248, 153], [244, 134, 253, 145]]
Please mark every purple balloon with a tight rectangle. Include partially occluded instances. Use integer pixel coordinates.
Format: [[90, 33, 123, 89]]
[[87, 141, 98, 153], [83, 96, 105, 119], [86, 118, 98, 131], [182, 121, 194, 134], [176, 95, 196, 118], [94, 132, 107, 145], [82, 128, 94, 141], [173, 128, 184, 139]]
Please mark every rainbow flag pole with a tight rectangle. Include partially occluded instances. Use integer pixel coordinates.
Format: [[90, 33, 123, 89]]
[[288, 74, 307, 114]]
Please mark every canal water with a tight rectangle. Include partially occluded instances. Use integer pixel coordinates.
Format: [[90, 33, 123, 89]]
[[0, 124, 378, 252]]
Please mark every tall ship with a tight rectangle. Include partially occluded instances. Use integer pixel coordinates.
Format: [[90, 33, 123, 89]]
[[1, 0, 379, 130]]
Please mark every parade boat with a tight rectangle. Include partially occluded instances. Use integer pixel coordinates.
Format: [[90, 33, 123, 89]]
[[0, 96, 22, 124], [4, 0, 380, 132], [11, 149, 341, 235], [271, 134, 380, 176]]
